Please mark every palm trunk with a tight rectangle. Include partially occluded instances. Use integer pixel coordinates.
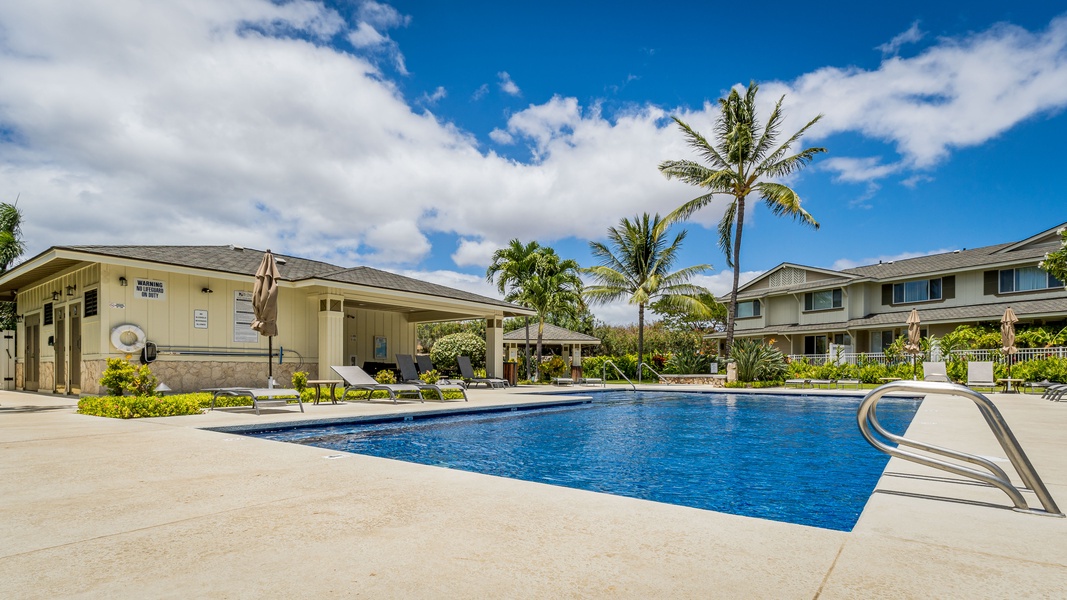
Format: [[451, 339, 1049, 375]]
[[524, 317, 531, 380], [724, 195, 746, 360], [637, 303, 645, 382], [536, 316, 545, 381]]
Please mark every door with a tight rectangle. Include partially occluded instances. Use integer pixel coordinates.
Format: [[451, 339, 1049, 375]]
[[24, 314, 39, 391], [69, 305, 81, 394], [54, 307, 66, 394]]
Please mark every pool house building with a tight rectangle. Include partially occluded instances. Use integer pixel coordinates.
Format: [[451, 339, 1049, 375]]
[[0, 245, 533, 395], [710, 223, 1067, 362]]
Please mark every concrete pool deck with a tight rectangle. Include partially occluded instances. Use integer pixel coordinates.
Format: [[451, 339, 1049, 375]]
[[1, 385, 1064, 598]]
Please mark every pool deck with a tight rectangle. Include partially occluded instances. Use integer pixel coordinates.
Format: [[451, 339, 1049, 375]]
[[1, 385, 1064, 598]]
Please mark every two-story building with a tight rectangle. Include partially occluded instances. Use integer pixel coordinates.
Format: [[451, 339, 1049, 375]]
[[710, 223, 1067, 357]]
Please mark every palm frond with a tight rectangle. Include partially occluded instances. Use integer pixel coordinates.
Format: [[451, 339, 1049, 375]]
[[756, 114, 824, 174], [761, 146, 827, 179], [756, 182, 819, 229], [669, 117, 730, 169], [718, 201, 737, 268]]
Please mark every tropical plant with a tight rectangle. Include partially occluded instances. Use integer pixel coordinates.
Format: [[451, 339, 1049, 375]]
[[374, 369, 397, 384], [100, 358, 136, 396], [583, 213, 711, 379], [659, 82, 825, 358], [486, 239, 542, 379], [538, 355, 569, 381], [731, 339, 787, 383], [291, 371, 308, 392], [1039, 227, 1067, 285], [0, 201, 25, 330]]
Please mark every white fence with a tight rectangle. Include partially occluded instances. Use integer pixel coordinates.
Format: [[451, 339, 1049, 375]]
[[788, 346, 1067, 366]]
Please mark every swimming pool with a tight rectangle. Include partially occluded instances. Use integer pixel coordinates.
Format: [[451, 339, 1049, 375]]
[[246, 391, 922, 531]]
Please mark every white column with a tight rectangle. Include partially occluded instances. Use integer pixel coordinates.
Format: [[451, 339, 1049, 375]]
[[485, 317, 504, 378], [317, 296, 344, 381]]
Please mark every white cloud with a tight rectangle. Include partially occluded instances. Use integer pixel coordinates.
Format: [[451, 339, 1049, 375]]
[[471, 83, 489, 101], [488, 128, 513, 144], [394, 268, 502, 301], [451, 238, 500, 267], [764, 15, 1067, 173], [691, 270, 763, 298], [830, 249, 953, 271], [347, 0, 410, 74], [822, 157, 903, 183], [0, 1, 1064, 277], [419, 86, 447, 104], [877, 21, 925, 55], [497, 71, 521, 96], [348, 22, 387, 48], [357, 0, 410, 29]]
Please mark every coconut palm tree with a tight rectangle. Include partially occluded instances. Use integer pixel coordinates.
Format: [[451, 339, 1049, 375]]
[[583, 213, 711, 379], [659, 82, 825, 357], [486, 239, 542, 380], [0, 201, 25, 331], [523, 248, 584, 378]]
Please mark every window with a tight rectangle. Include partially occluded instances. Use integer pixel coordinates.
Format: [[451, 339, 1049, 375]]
[[892, 278, 942, 303], [804, 335, 828, 355], [736, 299, 761, 318], [999, 266, 1063, 293], [833, 333, 852, 346], [870, 330, 895, 352], [804, 289, 842, 311]]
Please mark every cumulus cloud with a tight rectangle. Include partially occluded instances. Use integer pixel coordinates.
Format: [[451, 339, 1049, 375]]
[[0, 0, 1064, 280], [877, 21, 925, 55], [451, 238, 501, 267], [764, 15, 1067, 173], [347, 0, 410, 74], [419, 86, 447, 104], [498, 71, 521, 96], [471, 83, 489, 101]]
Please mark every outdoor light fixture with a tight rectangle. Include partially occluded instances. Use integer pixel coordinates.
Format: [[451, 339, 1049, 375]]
[[66, 285, 76, 297], [119, 276, 128, 286], [15, 314, 22, 323], [201, 287, 213, 294], [52, 291, 60, 302]]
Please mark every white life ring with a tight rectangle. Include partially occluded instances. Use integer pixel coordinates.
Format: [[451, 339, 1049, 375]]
[[111, 324, 147, 353]]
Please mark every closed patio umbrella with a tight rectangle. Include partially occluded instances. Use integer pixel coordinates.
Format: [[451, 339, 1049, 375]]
[[1001, 307, 1019, 391], [904, 309, 922, 380], [251, 249, 281, 388]]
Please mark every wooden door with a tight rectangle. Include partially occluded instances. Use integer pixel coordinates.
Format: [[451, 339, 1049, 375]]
[[69, 306, 81, 394], [54, 307, 66, 394], [24, 314, 39, 391]]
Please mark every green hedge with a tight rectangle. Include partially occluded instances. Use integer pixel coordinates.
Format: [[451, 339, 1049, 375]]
[[79, 395, 205, 418]]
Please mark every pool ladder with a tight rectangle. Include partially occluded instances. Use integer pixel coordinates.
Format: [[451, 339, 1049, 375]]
[[858, 380, 1062, 517], [601, 360, 636, 391]]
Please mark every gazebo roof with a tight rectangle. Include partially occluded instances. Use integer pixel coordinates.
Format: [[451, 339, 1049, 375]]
[[503, 323, 600, 345]]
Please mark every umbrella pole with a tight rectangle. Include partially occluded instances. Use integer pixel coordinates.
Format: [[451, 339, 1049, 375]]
[[268, 336, 273, 388]]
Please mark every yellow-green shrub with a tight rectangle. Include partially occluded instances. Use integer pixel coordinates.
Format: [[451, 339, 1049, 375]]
[[78, 394, 203, 418]]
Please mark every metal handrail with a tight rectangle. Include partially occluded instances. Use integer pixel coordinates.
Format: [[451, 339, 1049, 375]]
[[602, 360, 636, 391], [858, 380, 1062, 517], [638, 362, 665, 383]]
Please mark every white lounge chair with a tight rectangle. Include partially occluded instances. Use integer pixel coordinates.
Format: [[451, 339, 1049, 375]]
[[331, 365, 424, 403], [923, 361, 950, 383], [457, 355, 509, 388], [966, 361, 996, 391], [395, 354, 468, 401]]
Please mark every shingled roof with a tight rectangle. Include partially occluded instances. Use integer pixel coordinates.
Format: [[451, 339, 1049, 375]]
[[11, 245, 524, 312], [503, 322, 600, 344]]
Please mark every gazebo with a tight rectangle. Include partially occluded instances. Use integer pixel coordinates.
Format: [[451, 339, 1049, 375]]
[[503, 323, 601, 379]]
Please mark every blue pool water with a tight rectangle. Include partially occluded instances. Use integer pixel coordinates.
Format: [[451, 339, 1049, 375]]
[[246, 391, 921, 531]]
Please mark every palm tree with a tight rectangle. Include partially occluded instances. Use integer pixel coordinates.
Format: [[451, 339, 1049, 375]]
[[583, 213, 711, 379], [486, 239, 542, 380], [0, 200, 25, 331], [659, 82, 825, 357], [522, 248, 584, 376]]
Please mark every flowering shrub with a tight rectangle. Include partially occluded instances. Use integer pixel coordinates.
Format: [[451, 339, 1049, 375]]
[[1038, 227, 1067, 286], [429, 332, 486, 374]]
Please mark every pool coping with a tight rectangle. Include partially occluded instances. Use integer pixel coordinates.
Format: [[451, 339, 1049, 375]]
[[1, 384, 1064, 597]]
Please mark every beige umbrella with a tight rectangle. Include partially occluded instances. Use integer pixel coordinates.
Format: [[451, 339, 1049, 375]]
[[1001, 307, 1019, 390], [251, 249, 281, 387], [904, 309, 922, 379]]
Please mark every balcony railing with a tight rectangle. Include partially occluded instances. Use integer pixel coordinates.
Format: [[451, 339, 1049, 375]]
[[787, 346, 1067, 366]]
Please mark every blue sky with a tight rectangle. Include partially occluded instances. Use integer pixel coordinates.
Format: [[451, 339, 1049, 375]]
[[1, 1, 1066, 323]]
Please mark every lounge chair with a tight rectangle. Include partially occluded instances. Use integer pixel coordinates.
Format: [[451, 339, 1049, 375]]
[[415, 354, 467, 387], [836, 379, 861, 389], [810, 379, 834, 389], [966, 361, 996, 391], [785, 378, 809, 388], [553, 377, 574, 386], [331, 365, 424, 404], [395, 354, 468, 401], [923, 361, 950, 383], [205, 387, 303, 416], [457, 355, 509, 388]]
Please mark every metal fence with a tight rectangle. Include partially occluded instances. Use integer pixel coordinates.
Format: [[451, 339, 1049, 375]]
[[788, 346, 1067, 366]]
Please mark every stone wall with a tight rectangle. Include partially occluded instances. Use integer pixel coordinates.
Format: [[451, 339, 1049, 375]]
[[39, 361, 54, 392], [658, 374, 727, 387], [141, 360, 314, 393], [15, 362, 22, 389]]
